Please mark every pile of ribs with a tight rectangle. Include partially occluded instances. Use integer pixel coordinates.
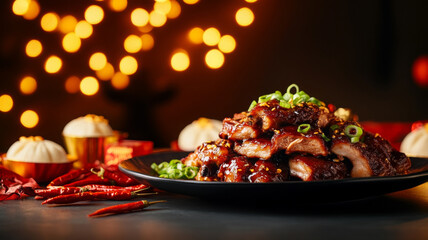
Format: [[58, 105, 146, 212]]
[[181, 99, 411, 182]]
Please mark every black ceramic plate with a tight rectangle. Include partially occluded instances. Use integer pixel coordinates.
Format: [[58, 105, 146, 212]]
[[119, 151, 428, 202]]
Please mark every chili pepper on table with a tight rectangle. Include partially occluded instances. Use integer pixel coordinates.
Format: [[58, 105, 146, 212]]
[[85, 184, 149, 192], [35, 186, 84, 199], [88, 200, 167, 217], [63, 174, 114, 187], [91, 167, 139, 187], [41, 190, 156, 205], [47, 168, 90, 187], [35, 184, 150, 199]]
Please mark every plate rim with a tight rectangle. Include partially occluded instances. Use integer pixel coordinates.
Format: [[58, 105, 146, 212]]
[[119, 151, 428, 186]]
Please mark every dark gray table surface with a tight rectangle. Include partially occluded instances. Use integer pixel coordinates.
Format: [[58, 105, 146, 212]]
[[1, 183, 428, 240]]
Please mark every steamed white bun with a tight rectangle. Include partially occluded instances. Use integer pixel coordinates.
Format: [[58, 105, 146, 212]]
[[6, 136, 68, 163], [63, 114, 113, 138]]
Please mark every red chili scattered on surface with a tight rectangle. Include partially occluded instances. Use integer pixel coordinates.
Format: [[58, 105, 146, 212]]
[[35, 186, 85, 199], [91, 167, 139, 186], [88, 200, 166, 217], [47, 168, 89, 187], [85, 184, 149, 192], [63, 174, 114, 187], [41, 190, 156, 205]]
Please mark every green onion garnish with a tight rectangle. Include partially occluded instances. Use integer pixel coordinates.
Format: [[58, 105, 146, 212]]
[[297, 123, 311, 134], [248, 84, 325, 111], [151, 159, 199, 180], [330, 124, 339, 131], [321, 132, 330, 142], [344, 125, 363, 143]]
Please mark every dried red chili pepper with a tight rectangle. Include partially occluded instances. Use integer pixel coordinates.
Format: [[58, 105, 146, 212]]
[[85, 184, 149, 192], [91, 167, 139, 186], [63, 174, 114, 187], [88, 200, 166, 217], [35, 186, 85, 199], [47, 168, 89, 187], [35, 184, 149, 199], [41, 190, 156, 205]]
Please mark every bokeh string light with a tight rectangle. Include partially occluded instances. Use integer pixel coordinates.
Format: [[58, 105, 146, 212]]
[[7, 0, 257, 128]]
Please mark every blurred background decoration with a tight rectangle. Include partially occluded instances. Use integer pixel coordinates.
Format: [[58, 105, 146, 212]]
[[1, 0, 428, 151]]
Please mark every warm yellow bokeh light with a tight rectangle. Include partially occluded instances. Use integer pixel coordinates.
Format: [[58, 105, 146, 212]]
[[111, 72, 130, 90], [80, 76, 99, 96], [140, 34, 154, 51], [188, 27, 204, 44], [245, 0, 258, 2], [85, 5, 104, 25], [62, 32, 81, 53], [40, 12, 59, 32], [65, 76, 80, 94], [170, 51, 190, 72], [25, 39, 42, 57], [203, 27, 221, 46], [20, 76, 37, 95], [20, 110, 39, 128], [154, 0, 171, 15], [75, 20, 93, 39], [235, 7, 254, 27], [205, 49, 224, 69], [109, 0, 127, 12], [23, 0, 40, 20], [183, 0, 199, 5], [124, 35, 142, 53], [96, 62, 114, 81], [167, 0, 181, 19], [44, 55, 62, 74], [0, 94, 13, 112], [138, 25, 153, 33], [218, 35, 236, 53], [149, 10, 167, 27], [58, 15, 77, 34], [119, 56, 138, 75], [12, 0, 30, 16], [89, 52, 107, 71], [131, 8, 149, 27]]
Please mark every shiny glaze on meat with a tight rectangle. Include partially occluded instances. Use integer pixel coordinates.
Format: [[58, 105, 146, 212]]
[[182, 99, 411, 182], [234, 138, 272, 160], [289, 155, 349, 181], [249, 100, 332, 130], [271, 126, 328, 156], [248, 159, 289, 183]]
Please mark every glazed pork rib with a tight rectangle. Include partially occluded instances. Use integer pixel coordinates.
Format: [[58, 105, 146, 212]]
[[331, 131, 411, 177], [181, 94, 411, 182], [289, 155, 349, 181], [234, 126, 328, 160], [219, 101, 332, 141]]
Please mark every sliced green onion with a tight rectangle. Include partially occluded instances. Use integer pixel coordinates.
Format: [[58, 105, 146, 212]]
[[169, 169, 183, 179], [248, 84, 325, 112], [344, 125, 363, 137], [271, 90, 282, 100], [321, 132, 330, 142], [297, 123, 311, 134], [283, 92, 292, 101], [287, 84, 299, 95], [330, 124, 339, 131], [184, 166, 199, 179], [169, 159, 181, 167], [150, 163, 158, 172], [248, 100, 257, 111], [279, 100, 291, 108], [151, 160, 200, 180], [258, 94, 270, 103], [344, 125, 363, 143]]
